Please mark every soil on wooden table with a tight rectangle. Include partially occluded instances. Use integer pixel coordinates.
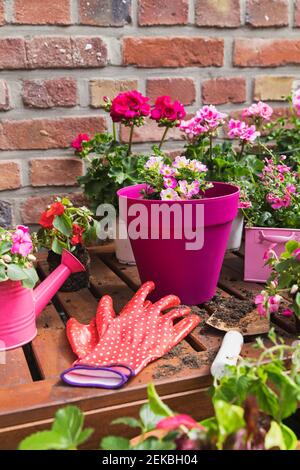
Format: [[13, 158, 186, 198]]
[[206, 293, 255, 333]]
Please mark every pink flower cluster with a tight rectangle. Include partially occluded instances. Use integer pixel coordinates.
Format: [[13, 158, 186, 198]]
[[255, 292, 283, 317], [242, 101, 273, 121], [144, 155, 210, 201], [292, 89, 300, 117], [151, 96, 186, 125], [180, 105, 227, 139], [228, 119, 260, 143], [110, 90, 151, 123], [71, 133, 90, 152], [11, 225, 33, 257], [260, 156, 298, 210]]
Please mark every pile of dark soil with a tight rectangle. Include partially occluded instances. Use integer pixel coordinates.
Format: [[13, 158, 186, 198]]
[[207, 293, 254, 329]]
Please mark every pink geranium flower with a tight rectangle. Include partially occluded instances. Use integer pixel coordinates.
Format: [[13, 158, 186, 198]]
[[11, 225, 33, 257], [110, 90, 150, 123], [71, 133, 90, 152], [292, 89, 300, 116], [151, 96, 186, 124], [243, 101, 273, 121]]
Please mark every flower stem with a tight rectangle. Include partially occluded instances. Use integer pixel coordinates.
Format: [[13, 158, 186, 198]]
[[112, 122, 117, 142], [238, 140, 246, 160], [158, 127, 169, 150], [209, 134, 213, 161], [127, 125, 135, 155]]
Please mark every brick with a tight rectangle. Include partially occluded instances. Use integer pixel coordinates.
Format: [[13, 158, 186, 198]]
[[30, 158, 83, 187], [21, 193, 87, 225], [254, 76, 294, 101], [234, 38, 300, 67], [0, 162, 21, 191], [0, 201, 12, 228], [26, 37, 107, 69], [246, 0, 288, 27], [123, 37, 224, 68], [195, 0, 241, 27], [0, 80, 10, 110], [146, 78, 196, 105], [0, 38, 27, 69], [202, 77, 246, 105], [90, 79, 138, 108], [0, 1, 5, 25], [23, 78, 77, 108], [138, 0, 188, 26], [14, 0, 71, 25], [79, 0, 131, 26], [120, 118, 183, 143], [0, 116, 106, 150]]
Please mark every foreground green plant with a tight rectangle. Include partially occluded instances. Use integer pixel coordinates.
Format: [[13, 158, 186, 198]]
[[19, 332, 300, 451]]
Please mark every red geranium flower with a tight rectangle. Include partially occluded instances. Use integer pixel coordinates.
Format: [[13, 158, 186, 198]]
[[39, 202, 65, 229], [71, 224, 84, 246], [110, 90, 151, 123], [151, 96, 186, 124], [156, 414, 205, 431], [71, 133, 90, 152]]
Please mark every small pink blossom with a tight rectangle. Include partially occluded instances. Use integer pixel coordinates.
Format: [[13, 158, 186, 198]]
[[282, 308, 293, 317], [71, 133, 90, 152], [243, 101, 273, 121], [255, 294, 267, 316], [172, 156, 189, 169], [189, 160, 208, 173], [293, 248, 300, 260], [157, 414, 204, 431], [160, 165, 175, 177], [268, 294, 282, 313], [292, 89, 300, 116], [239, 200, 252, 209], [286, 184, 296, 194], [163, 177, 177, 189], [228, 119, 260, 142], [11, 225, 33, 257], [263, 243, 277, 261], [145, 156, 164, 170], [160, 188, 180, 201]]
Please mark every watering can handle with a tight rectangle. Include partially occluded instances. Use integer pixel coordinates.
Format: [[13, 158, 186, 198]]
[[211, 331, 244, 379], [259, 230, 296, 244]]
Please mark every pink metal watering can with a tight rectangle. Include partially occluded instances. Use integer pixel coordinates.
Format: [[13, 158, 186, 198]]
[[0, 250, 85, 351]]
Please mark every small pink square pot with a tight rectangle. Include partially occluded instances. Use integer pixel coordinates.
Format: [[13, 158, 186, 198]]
[[244, 227, 300, 283]]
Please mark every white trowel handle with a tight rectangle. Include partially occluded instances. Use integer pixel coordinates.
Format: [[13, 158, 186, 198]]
[[211, 331, 244, 379]]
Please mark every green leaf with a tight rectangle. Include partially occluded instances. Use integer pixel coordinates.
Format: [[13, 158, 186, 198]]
[[147, 383, 173, 418], [100, 436, 130, 450], [139, 404, 166, 432], [111, 417, 142, 430], [7, 264, 27, 281], [213, 399, 245, 446], [52, 406, 93, 449], [133, 437, 176, 451], [265, 421, 286, 450], [51, 238, 66, 255], [18, 431, 67, 450], [280, 423, 298, 450], [0, 241, 12, 255], [285, 240, 299, 254], [0, 265, 8, 281], [53, 215, 72, 237], [21, 267, 39, 289], [251, 381, 279, 418]]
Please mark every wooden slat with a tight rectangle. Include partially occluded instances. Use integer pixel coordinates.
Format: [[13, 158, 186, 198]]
[[0, 348, 32, 388], [32, 303, 74, 379]]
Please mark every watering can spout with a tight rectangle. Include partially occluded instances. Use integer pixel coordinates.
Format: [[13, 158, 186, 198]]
[[33, 250, 86, 318]]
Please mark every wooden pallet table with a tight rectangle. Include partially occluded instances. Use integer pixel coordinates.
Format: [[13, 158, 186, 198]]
[[0, 245, 297, 450]]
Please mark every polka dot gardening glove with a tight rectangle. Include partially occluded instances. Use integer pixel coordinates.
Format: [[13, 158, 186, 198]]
[[61, 282, 200, 389], [66, 282, 154, 360]]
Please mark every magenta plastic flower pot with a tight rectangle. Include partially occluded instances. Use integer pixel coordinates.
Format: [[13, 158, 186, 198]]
[[0, 250, 85, 351], [117, 182, 239, 305], [244, 227, 300, 283]]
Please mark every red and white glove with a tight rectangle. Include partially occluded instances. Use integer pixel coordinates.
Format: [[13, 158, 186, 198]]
[[61, 282, 200, 389]]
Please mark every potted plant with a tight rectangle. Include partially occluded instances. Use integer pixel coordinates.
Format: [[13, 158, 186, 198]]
[[255, 240, 300, 333], [37, 198, 98, 292], [119, 151, 239, 305], [72, 91, 186, 265], [180, 104, 266, 251], [244, 154, 300, 282]]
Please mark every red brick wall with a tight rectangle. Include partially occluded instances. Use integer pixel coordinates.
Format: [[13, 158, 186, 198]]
[[0, 0, 299, 225]]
